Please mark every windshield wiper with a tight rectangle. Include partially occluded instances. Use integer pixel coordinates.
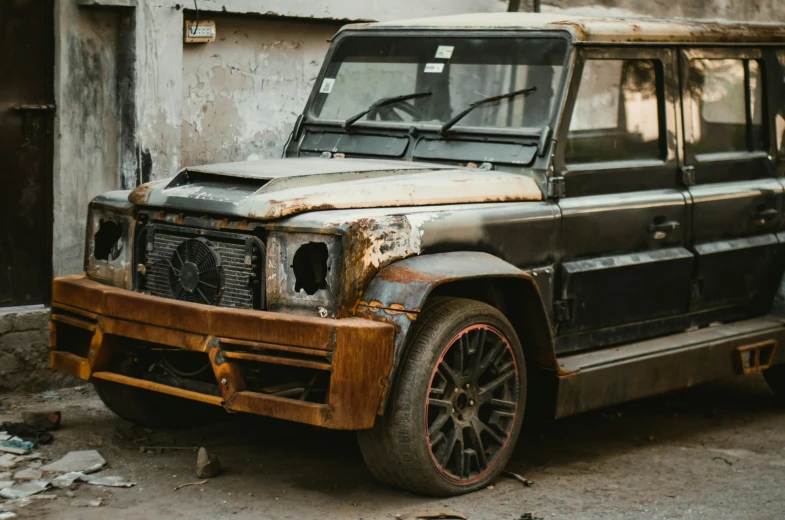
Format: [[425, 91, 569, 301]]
[[439, 86, 538, 135], [343, 91, 432, 129]]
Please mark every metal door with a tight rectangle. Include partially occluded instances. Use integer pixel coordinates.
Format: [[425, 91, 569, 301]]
[[0, 0, 54, 307], [680, 48, 785, 317], [552, 47, 694, 353]]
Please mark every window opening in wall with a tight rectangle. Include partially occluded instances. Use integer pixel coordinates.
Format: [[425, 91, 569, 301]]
[[565, 59, 661, 165]]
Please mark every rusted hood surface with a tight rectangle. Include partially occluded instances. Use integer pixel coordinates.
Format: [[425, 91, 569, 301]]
[[128, 158, 543, 220]]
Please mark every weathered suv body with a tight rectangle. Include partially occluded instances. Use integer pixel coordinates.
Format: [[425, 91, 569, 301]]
[[50, 14, 785, 495]]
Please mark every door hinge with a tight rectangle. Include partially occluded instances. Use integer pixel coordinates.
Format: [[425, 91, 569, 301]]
[[548, 176, 565, 199], [553, 299, 573, 322], [681, 165, 695, 187]]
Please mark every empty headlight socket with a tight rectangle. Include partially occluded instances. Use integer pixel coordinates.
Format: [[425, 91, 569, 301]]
[[93, 219, 124, 261], [292, 242, 329, 295]]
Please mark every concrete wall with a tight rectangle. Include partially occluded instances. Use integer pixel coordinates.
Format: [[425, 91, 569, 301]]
[[51, 0, 509, 279], [181, 16, 340, 166]]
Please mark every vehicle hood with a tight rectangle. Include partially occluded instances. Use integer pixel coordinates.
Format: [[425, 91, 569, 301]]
[[128, 158, 543, 220]]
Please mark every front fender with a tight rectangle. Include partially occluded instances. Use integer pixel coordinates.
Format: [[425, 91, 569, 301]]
[[355, 251, 558, 387]]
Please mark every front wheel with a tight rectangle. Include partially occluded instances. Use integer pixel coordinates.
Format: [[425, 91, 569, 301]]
[[358, 298, 526, 496]]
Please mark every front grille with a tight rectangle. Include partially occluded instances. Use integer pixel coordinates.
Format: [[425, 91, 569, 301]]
[[142, 224, 264, 309]]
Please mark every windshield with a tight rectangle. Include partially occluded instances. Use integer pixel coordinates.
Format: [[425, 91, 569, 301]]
[[311, 36, 568, 131]]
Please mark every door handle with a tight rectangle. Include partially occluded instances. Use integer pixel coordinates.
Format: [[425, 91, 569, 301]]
[[752, 208, 778, 223], [648, 220, 680, 233]]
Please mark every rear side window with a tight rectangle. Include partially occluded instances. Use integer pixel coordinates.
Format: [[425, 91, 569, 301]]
[[686, 58, 765, 155], [566, 59, 662, 165]]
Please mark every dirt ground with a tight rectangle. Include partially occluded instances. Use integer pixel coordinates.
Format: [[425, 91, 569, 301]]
[[0, 374, 783, 520]]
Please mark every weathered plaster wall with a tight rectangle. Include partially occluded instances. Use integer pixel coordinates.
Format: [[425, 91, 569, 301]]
[[181, 17, 340, 166], [53, 3, 131, 277]]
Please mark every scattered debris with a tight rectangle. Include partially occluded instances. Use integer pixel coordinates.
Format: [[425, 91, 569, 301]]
[[40, 450, 106, 474], [396, 512, 468, 520], [70, 498, 102, 507], [196, 447, 221, 478], [174, 479, 207, 491], [0, 480, 50, 500], [0, 455, 18, 471], [79, 473, 135, 488], [20, 412, 61, 431], [503, 470, 535, 487], [50, 472, 81, 489], [12, 468, 42, 481], [713, 456, 734, 466], [519, 513, 544, 520], [0, 512, 16, 519], [50, 471, 134, 489], [0, 440, 32, 456]]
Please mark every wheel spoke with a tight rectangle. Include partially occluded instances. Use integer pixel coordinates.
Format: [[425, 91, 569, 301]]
[[473, 338, 504, 379], [489, 398, 516, 409], [466, 422, 488, 469], [428, 398, 452, 410], [479, 366, 515, 400], [472, 416, 506, 447], [429, 430, 446, 448], [438, 362, 460, 387], [429, 410, 451, 436]]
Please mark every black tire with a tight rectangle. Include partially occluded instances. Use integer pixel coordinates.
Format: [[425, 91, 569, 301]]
[[94, 379, 223, 429], [93, 351, 224, 429], [763, 363, 785, 400], [357, 297, 527, 496]]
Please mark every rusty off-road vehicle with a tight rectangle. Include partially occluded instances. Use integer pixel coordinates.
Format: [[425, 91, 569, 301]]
[[50, 13, 785, 495]]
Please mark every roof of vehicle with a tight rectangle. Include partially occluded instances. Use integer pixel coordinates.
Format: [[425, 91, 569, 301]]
[[340, 13, 785, 44]]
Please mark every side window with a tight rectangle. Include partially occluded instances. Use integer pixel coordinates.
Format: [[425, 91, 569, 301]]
[[686, 58, 765, 156], [565, 59, 661, 165]]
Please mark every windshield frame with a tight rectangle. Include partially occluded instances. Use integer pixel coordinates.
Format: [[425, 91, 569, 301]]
[[303, 29, 575, 138]]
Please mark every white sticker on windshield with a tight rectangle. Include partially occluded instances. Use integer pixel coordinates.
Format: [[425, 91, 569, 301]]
[[435, 45, 454, 59], [424, 63, 445, 74], [319, 78, 335, 93]]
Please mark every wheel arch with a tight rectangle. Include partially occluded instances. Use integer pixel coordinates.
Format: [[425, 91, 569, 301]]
[[355, 252, 560, 414]]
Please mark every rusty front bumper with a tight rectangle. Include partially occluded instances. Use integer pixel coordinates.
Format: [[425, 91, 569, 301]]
[[49, 276, 394, 430]]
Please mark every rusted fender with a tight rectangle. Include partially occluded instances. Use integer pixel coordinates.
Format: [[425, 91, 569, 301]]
[[355, 251, 558, 384]]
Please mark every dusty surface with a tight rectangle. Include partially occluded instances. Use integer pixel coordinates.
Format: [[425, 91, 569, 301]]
[[0, 375, 784, 519]]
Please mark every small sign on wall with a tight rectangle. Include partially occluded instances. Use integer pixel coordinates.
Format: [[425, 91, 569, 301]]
[[184, 20, 216, 43]]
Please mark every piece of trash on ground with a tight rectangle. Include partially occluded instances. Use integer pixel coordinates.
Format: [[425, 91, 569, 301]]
[[79, 473, 135, 488], [50, 471, 134, 489], [0, 439, 33, 456], [196, 447, 221, 478], [519, 513, 545, 520], [503, 470, 535, 487], [0, 480, 50, 500], [174, 479, 207, 491], [20, 412, 61, 431], [40, 450, 105, 474]]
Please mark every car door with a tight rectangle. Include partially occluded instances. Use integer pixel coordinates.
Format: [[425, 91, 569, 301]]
[[680, 48, 785, 319], [552, 47, 693, 354]]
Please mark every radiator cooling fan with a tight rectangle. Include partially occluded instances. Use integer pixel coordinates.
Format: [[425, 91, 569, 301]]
[[168, 237, 224, 304]]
